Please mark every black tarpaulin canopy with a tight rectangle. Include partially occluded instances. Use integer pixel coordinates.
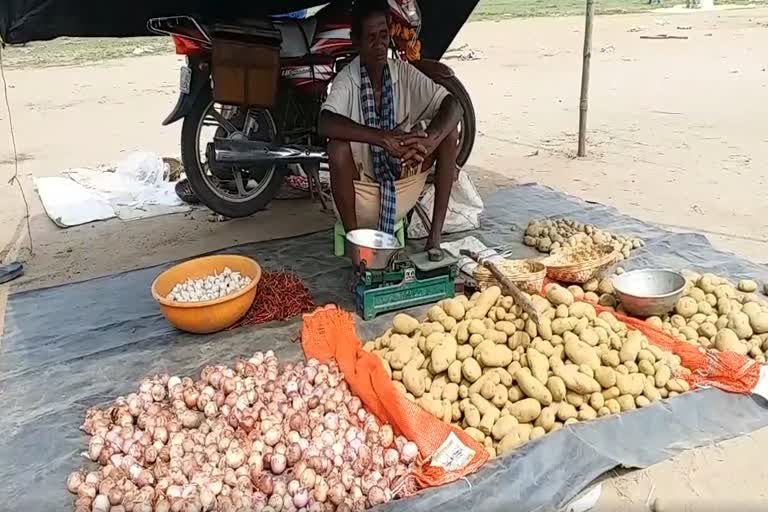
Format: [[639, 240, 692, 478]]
[[0, 0, 479, 60]]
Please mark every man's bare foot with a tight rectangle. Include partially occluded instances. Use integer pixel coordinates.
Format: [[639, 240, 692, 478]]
[[426, 247, 444, 262]]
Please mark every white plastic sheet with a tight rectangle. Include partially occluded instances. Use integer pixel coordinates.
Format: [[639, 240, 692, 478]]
[[67, 152, 189, 221], [35, 152, 189, 227], [566, 484, 603, 512], [33, 176, 115, 227], [408, 171, 484, 239]]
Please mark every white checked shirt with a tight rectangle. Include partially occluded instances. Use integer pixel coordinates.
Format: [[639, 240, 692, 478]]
[[321, 57, 449, 182]]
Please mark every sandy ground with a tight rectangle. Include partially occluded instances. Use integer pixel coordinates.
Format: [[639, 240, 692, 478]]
[[0, 54, 337, 290], [593, 425, 768, 511], [3, 7, 766, 287], [1, 6, 768, 511], [447, 8, 768, 263]]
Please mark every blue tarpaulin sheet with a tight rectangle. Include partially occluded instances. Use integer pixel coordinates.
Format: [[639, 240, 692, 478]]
[[2, 183, 767, 511]]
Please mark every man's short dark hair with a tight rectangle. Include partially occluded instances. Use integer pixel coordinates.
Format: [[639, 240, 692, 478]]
[[350, 0, 390, 41]]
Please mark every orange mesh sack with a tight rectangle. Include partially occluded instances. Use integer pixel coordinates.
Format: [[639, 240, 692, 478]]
[[595, 305, 762, 394], [301, 306, 488, 493]]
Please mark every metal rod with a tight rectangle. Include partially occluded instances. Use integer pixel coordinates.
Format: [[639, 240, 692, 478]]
[[577, 0, 595, 157]]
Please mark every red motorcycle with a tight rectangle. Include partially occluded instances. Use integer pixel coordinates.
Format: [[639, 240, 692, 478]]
[[149, 0, 476, 218]]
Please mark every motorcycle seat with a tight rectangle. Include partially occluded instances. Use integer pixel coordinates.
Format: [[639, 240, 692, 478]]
[[275, 18, 318, 58]]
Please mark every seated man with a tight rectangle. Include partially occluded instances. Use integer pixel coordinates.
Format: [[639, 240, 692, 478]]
[[318, 0, 462, 251]]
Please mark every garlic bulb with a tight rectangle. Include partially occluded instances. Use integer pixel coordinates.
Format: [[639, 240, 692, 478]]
[[166, 267, 252, 303], [70, 353, 416, 511]]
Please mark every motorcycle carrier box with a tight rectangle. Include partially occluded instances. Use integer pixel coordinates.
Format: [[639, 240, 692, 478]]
[[211, 21, 282, 107]]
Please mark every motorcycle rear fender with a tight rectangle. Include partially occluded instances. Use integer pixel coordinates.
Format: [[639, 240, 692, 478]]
[[413, 58, 455, 81], [162, 60, 211, 126]]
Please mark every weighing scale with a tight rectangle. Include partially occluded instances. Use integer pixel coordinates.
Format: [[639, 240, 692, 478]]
[[351, 250, 459, 320]]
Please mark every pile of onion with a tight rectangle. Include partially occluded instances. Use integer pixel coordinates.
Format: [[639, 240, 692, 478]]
[[68, 352, 419, 512]]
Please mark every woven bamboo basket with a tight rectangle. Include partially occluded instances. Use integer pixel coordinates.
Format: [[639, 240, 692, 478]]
[[473, 259, 547, 294], [541, 244, 619, 284]]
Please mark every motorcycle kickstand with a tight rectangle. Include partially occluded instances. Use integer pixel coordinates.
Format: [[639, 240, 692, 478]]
[[304, 161, 330, 211]]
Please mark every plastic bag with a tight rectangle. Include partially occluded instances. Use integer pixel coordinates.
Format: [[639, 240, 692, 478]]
[[408, 171, 483, 239]]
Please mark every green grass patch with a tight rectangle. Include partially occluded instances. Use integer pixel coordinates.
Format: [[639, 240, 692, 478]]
[[3, 1, 766, 68], [470, 0, 766, 20], [3, 37, 173, 69]]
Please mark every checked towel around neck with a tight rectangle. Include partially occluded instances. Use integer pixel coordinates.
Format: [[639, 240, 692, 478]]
[[360, 64, 401, 234]]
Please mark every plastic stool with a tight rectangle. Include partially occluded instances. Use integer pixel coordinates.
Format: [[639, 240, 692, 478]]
[[334, 220, 406, 257]]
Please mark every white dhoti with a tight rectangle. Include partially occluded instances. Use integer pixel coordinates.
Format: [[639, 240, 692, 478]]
[[333, 170, 429, 229]]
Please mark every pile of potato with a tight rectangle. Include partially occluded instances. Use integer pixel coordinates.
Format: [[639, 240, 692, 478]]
[[523, 218, 644, 261], [565, 270, 768, 362], [569, 274, 623, 310], [363, 285, 688, 459], [634, 272, 767, 362]]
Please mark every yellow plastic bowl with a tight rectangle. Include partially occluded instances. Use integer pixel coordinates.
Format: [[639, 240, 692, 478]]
[[151, 255, 262, 334]]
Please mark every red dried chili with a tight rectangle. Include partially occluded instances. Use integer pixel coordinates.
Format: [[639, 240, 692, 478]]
[[235, 270, 315, 327]]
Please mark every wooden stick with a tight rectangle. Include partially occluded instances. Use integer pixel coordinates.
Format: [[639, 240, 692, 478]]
[[577, 0, 595, 157], [460, 250, 542, 326]]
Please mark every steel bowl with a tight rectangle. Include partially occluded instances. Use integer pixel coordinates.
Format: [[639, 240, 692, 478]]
[[612, 269, 686, 318], [345, 229, 403, 270]]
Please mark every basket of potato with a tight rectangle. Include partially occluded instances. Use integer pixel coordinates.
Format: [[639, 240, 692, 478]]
[[541, 244, 619, 284], [363, 284, 689, 459], [473, 258, 546, 295]]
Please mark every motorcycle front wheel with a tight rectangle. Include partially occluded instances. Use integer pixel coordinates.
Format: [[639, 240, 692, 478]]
[[180, 91, 284, 218]]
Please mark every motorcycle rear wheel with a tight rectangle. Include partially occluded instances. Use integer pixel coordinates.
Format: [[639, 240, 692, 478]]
[[181, 91, 284, 218]]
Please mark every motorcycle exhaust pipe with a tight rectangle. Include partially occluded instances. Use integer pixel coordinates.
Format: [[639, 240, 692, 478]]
[[210, 138, 327, 167]]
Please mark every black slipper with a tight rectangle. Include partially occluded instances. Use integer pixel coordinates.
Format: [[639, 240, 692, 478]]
[[175, 178, 200, 204], [0, 262, 23, 284]]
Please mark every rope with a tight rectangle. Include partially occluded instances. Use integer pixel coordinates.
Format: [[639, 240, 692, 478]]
[[0, 43, 33, 255]]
